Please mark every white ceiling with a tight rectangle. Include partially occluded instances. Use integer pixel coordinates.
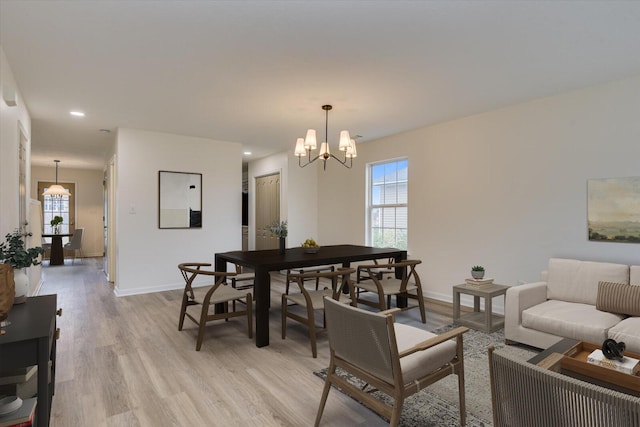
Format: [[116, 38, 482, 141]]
[[2, 1, 640, 170]]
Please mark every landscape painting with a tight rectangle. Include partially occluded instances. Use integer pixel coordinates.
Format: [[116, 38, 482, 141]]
[[588, 176, 640, 243]]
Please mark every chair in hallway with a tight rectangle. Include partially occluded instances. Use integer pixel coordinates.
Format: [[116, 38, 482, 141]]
[[315, 297, 468, 427], [282, 267, 356, 358], [178, 262, 253, 351], [63, 227, 84, 264]]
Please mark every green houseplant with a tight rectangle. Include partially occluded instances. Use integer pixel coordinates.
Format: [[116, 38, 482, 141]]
[[267, 220, 288, 254], [0, 230, 45, 303], [471, 265, 485, 279]]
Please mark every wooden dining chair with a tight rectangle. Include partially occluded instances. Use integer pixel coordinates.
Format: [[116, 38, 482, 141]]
[[354, 259, 427, 323], [356, 257, 395, 283], [178, 262, 253, 351], [282, 267, 356, 358], [315, 297, 468, 426], [285, 265, 335, 295], [230, 263, 255, 291]]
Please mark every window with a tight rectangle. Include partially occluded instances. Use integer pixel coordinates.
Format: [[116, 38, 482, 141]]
[[367, 158, 408, 250]]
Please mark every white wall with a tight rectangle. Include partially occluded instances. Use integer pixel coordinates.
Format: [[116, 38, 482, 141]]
[[318, 74, 640, 307], [30, 165, 105, 257], [114, 128, 242, 295], [0, 46, 31, 237], [0, 45, 42, 295], [247, 151, 318, 250]]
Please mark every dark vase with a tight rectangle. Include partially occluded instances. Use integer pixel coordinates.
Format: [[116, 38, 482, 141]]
[[279, 237, 286, 255]]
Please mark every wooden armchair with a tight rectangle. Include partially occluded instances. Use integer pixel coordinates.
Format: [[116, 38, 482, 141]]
[[316, 297, 468, 426], [178, 262, 253, 351]]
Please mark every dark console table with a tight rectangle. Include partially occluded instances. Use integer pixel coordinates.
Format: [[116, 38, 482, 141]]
[[0, 294, 59, 426]]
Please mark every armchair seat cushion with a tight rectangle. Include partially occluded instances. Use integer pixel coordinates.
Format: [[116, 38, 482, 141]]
[[522, 300, 625, 344], [608, 317, 640, 354], [393, 323, 457, 384]]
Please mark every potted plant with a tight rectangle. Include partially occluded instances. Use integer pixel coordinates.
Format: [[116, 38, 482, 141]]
[[50, 215, 63, 234], [268, 220, 288, 254], [471, 265, 485, 279], [0, 230, 45, 304]]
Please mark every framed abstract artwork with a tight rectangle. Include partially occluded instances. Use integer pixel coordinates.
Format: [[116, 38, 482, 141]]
[[588, 176, 640, 243]]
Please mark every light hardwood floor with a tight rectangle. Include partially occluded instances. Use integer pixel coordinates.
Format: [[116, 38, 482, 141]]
[[40, 258, 454, 426]]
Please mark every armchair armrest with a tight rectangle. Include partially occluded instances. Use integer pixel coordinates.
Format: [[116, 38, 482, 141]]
[[399, 326, 468, 358]]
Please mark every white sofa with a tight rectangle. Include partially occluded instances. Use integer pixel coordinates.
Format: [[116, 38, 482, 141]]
[[505, 258, 640, 352]]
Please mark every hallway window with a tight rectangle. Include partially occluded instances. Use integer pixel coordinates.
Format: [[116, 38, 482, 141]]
[[367, 158, 408, 250]]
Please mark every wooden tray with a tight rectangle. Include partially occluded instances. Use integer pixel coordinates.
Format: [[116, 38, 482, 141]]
[[539, 341, 640, 394]]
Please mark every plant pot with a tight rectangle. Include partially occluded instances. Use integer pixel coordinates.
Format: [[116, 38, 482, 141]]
[[279, 237, 286, 255], [13, 268, 28, 304], [0, 264, 15, 334], [471, 270, 485, 279]]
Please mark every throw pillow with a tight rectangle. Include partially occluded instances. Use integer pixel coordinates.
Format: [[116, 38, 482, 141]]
[[596, 281, 640, 316]]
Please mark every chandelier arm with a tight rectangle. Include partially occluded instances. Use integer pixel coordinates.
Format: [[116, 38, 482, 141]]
[[328, 153, 353, 169], [298, 152, 321, 168]]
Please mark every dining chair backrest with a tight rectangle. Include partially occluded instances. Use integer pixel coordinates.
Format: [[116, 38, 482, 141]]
[[67, 228, 84, 250]]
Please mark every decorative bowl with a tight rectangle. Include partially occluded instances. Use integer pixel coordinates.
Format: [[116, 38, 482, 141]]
[[303, 246, 320, 254]]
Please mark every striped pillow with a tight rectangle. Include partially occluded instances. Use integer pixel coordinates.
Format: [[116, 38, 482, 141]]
[[596, 281, 640, 316]]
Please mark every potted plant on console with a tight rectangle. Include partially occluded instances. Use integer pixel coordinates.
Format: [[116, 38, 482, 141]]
[[268, 220, 288, 255], [0, 230, 45, 304]]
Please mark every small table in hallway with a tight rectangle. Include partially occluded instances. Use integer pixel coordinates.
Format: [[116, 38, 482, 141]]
[[42, 233, 71, 265]]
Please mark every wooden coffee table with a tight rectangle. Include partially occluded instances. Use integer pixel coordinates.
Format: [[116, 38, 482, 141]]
[[529, 338, 640, 397], [452, 282, 509, 333]]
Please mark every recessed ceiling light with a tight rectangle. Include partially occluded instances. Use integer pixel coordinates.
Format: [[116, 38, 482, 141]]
[[244, 151, 252, 155], [70, 111, 85, 117]]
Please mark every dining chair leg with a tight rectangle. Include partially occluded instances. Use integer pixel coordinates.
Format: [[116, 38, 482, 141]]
[[196, 301, 209, 351], [178, 293, 189, 331], [307, 304, 318, 358]]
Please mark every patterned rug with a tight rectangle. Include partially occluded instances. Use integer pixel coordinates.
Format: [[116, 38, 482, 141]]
[[314, 324, 539, 426]]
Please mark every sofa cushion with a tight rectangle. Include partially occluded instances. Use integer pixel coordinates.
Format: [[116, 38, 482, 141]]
[[631, 266, 640, 286], [522, 300, 625, 344], [596, 281, 640, 316], [546, 258, 629, 305], [608, 317, 640, 354]]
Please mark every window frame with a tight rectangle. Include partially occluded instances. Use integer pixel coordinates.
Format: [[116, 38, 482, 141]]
[[366, 157, 408, 250]]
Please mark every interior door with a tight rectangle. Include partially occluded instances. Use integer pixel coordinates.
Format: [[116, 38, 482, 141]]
[[254, 172, 280, 250]]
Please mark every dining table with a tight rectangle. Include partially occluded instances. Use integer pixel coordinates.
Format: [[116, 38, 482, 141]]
[[42, 233, 72, 266], [215, 244, 407, 347]]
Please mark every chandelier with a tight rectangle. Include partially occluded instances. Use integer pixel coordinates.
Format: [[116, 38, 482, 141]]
[[42, 160, 71, 197], [294, 105, 357, 170]]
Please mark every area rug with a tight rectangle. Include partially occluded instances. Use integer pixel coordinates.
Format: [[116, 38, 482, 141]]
[[314, 325, 539, 426]]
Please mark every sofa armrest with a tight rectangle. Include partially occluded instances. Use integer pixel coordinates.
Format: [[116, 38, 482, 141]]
[[505, 281, 548, 326]]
